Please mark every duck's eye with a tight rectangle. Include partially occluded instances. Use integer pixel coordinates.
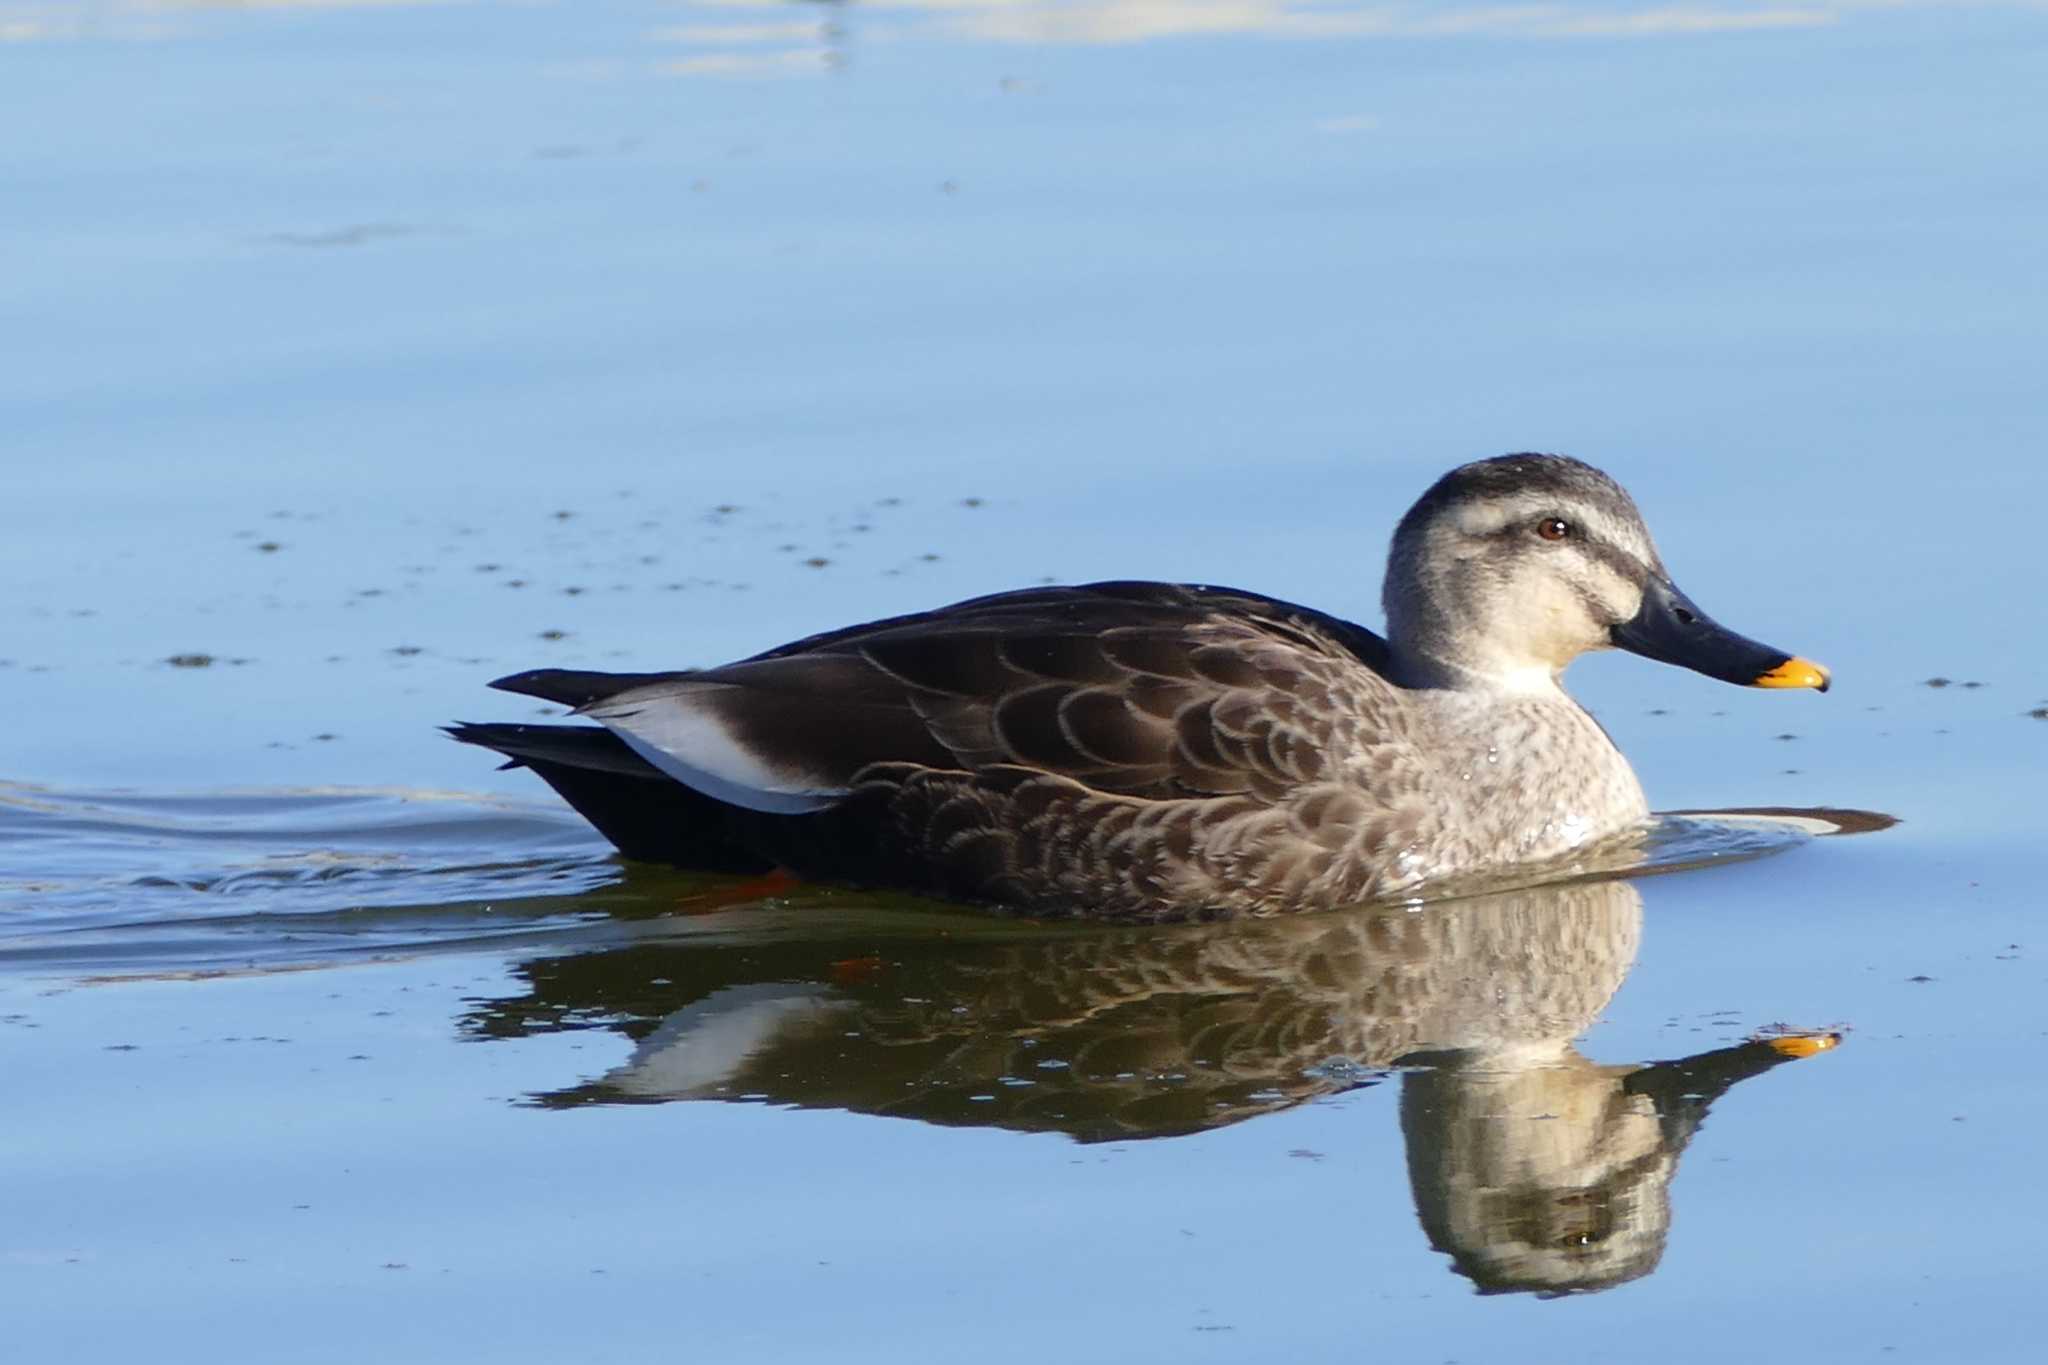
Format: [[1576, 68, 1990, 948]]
[[1536, 517, 1572, 542]]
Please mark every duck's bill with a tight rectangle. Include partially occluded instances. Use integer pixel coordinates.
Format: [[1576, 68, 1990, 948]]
[[1611, 578, 1831, 692]]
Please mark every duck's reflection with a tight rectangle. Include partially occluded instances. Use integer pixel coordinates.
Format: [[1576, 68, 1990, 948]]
[[463, 876, 1833, 1296], [1399, 1026, 1823, 1295]]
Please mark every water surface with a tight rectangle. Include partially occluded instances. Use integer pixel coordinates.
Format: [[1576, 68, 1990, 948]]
[[5, 2, 2047, 1360]]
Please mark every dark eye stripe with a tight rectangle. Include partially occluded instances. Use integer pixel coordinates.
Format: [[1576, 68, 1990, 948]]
[[1476, 509, 1648, 585], [1581, 539, 1646, 585], [1500, 516, 1646, 583]]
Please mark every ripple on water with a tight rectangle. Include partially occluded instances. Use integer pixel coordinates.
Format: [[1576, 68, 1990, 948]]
[[0, 782, 629, 971], [0, 780, 1893, 976]]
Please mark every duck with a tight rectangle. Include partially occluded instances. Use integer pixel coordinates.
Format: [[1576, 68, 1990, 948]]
[[449, 453, 1829, 918]]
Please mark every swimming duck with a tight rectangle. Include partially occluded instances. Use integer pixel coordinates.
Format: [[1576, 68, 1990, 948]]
[[450, 453, 1828, 917]]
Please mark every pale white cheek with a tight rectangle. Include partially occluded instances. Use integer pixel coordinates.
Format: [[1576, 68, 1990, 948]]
[[1593, 564, 1644, 625], [1519, 579, 1595, 654]]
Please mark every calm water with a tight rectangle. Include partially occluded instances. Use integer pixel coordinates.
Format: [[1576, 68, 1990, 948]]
[[6, 2, 2047, 1360]]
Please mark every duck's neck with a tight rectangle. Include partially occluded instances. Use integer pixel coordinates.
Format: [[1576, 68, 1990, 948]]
[[1386, 636, 1567, 698]]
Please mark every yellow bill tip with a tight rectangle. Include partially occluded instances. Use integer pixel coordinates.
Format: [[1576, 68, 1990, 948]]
[[1764, 1033, 1840, 1059], [1754, 656, 1831, 692]]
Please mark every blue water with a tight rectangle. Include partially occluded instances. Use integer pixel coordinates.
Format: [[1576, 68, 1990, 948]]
[[5, 2, 2047, 1360]]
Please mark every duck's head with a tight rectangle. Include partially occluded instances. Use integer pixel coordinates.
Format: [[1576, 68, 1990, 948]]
[[1382, 453, 1829, 693]]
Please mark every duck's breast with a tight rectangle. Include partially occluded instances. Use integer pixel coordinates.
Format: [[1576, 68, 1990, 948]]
[[1393, 688, 1650, 877]]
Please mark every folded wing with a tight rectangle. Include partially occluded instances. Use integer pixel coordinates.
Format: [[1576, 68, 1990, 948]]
[[491, 582, 1394, 815]]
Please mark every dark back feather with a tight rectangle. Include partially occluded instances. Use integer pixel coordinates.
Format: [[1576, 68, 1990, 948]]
[[674, 581, 1395, 801]]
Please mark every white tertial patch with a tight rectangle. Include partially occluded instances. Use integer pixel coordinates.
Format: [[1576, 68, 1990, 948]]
[[598, 985, 842, 1098], [583, 684, 845, 813]]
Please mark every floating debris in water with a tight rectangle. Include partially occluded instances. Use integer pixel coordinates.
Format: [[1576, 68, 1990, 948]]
[[166, 653, 216, 668], [260, 222, 422, 249]]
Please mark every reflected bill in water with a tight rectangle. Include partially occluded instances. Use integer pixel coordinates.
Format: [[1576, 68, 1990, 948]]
[[465, 872, 1842, 1297]]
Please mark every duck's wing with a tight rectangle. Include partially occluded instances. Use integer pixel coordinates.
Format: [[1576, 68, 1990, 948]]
[[490, 581, 1397, 814]]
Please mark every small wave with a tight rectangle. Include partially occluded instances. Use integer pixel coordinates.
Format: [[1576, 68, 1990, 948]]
[[0, 781, 1894, 978], [0, 782, 627, 970]]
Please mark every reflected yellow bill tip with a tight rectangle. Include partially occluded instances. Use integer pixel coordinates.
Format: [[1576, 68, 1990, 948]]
[[1754, 656, 1832, 692], [1764, 1033, 1840, 1059]]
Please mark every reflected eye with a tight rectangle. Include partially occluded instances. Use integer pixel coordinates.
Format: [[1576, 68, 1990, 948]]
[[1536, 517, 1572, 542]]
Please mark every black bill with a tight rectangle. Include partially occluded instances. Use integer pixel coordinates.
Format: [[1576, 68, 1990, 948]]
[[1612, 578, 1830, 691]]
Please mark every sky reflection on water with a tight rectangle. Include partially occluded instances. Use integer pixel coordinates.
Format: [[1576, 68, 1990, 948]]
[[4, 0, 2047, 1359], [7, 1, 2030, 49]]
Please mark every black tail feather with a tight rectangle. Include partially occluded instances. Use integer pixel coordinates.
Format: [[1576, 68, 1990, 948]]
[[445, 722, 665, 779], [487, 669, 690, 708], [446, 722, 774, 874]]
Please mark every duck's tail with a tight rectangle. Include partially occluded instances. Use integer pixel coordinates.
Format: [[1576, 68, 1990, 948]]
[[445, 722, 775, 874]]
